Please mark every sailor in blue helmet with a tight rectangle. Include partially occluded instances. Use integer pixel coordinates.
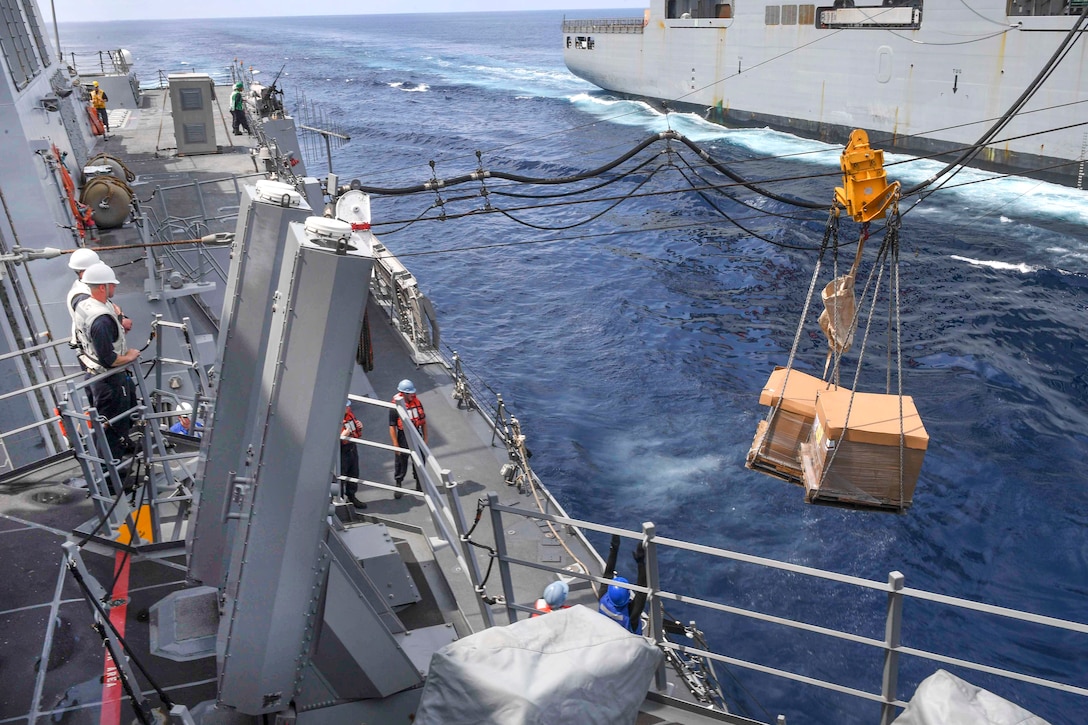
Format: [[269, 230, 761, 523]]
[[597, 534, 648, 634], [389, 378, 427, 499], [599, 576, 632, 629], [533, 580, 570, 617]]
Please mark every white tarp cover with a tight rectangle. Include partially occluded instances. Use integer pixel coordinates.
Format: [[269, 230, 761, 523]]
[[892, 670, 1050, 725], [414, 604, 663, 725]]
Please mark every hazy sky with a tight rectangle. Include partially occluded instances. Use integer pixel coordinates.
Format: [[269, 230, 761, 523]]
[[51, 1, 646, 22]]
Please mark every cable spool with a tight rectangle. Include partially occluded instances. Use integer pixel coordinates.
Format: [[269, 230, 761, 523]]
[[85, 153, 137, 183], [80, 176, 134, 229]]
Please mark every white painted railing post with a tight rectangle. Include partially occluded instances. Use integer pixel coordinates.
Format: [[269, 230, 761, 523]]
[[881, 570, 905, 725]]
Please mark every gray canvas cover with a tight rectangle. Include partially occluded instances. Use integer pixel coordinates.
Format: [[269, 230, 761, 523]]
[[415, 604, 663, 725], [893, 670, 1050, 725]]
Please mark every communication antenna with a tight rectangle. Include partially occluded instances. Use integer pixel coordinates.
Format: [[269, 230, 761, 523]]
[[294, 88, 351, 174]]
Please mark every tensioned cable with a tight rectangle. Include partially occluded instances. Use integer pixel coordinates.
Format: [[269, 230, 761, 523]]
[[904, 3, 1088, 195]]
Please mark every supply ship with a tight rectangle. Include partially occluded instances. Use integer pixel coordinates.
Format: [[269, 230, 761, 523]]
[[0, 2, 1085, 724], [563, 1, 1088, 184]]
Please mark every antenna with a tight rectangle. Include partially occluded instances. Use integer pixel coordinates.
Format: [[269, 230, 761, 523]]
[[294, 88, 351, 174]]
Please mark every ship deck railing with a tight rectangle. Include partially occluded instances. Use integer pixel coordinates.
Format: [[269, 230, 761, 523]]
[[480, 503, 1088, 725], [562, 17, 646, 34], [333, 387, 1088, 723], [67, 49, 133, 76]]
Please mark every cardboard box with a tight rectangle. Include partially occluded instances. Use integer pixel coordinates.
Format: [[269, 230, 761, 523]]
[[801, 388, 928, 511], [747, 367, 846, 484]]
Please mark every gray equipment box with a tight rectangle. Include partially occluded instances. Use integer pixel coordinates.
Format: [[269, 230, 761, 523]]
[[168, 73, 218, 155]]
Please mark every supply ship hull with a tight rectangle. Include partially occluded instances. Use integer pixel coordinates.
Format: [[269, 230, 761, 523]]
[[563, 1, 1088, 183]]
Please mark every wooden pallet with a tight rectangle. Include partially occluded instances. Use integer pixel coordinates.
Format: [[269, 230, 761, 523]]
[[745, 420, 804, 486]]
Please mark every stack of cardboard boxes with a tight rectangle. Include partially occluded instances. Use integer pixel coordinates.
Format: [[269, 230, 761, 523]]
[[748, 367, 928, 511]]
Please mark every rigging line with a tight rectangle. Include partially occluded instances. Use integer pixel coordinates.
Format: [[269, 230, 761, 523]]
[[882, 26, 1015, 46], [354, 131, 837, 204], [357, 106, 1088, 213], [954, 0, 1022, 28], [672, 159, 787, 246], [351, 132, 676, 195], [370, 204, 443, 237], [375, 141, 838, 212], [662, 28, 847, 110], [907, 105, 1087, 200], [386, 208, 847, 259], [488, 159, 671, 232], [405, 156, 841, 207], [905, 3, 1088, 194], [479, 148, 836, 213], [66, 551, 175, 711], [890, 118, 1088, 183], [373, 177, 830, 238], [673, 149, 825, 223], [899, 156, 1075, 219]]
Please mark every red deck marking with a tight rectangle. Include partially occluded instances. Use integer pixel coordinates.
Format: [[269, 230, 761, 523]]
[[99, 550, 131, 725]]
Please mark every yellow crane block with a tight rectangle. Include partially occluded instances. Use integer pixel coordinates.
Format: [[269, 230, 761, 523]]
[[834, 129, 900, 223]]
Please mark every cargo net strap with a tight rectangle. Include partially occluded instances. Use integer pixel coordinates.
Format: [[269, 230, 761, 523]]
[[819, 203, 907, 510], [766, 207, 841, 429]]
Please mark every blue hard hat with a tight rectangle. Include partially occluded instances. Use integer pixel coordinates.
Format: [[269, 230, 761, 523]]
[[346, 400, 352, 407], [397, 379, 416, 394], [607, 576, 630, 607], [543, 580, 569, 607]]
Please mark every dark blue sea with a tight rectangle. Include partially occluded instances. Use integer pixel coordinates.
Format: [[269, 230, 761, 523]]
[[62, 11, 1088, 724]]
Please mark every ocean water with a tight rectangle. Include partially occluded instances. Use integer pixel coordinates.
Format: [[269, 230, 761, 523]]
[[61, 11, 1088, 724]]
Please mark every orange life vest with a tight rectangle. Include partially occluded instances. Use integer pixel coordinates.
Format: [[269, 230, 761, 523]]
[[392, 392, 425, 431], [341, 409, 362, 442]]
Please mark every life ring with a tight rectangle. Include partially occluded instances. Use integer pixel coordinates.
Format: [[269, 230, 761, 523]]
[[87, 104, 104, 136]]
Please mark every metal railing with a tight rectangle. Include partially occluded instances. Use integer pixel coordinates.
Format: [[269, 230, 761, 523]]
[[562, 17, 646, 33], [482, 504, 1088, 724], [67, 49, 132, 76], [57, 358, 197, 546], [331, 386, 1088, 722]]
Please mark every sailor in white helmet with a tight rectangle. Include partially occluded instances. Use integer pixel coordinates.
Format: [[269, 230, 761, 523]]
[[66, 248, 131, 349], [73, 262, 141, 460], [169, 401, 202, 437]]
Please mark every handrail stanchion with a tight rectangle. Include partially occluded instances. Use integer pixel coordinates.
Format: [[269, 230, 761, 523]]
[[154, 314, 164, 398], [643, 521, 668, 693], [487, 492, 518, 624], [880, 571, 905, 725], [442, 469, 495, 627]]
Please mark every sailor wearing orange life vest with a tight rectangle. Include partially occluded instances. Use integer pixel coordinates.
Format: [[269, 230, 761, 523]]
[[389, 379, 426, 499], [341, 401, 365, 510], [532, 580, 570, 617]]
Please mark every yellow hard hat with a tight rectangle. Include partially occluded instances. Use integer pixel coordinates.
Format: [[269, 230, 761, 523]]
[[92, 80, 99, 86]]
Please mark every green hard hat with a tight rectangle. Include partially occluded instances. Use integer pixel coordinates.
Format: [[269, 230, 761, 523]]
[[234, 81, 244, 89]]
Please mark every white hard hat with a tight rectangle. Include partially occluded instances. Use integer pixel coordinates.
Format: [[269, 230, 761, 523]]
[[68, 247, 101, 271], [177, 402, 192, 415], [81, 262, 119, 285]]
